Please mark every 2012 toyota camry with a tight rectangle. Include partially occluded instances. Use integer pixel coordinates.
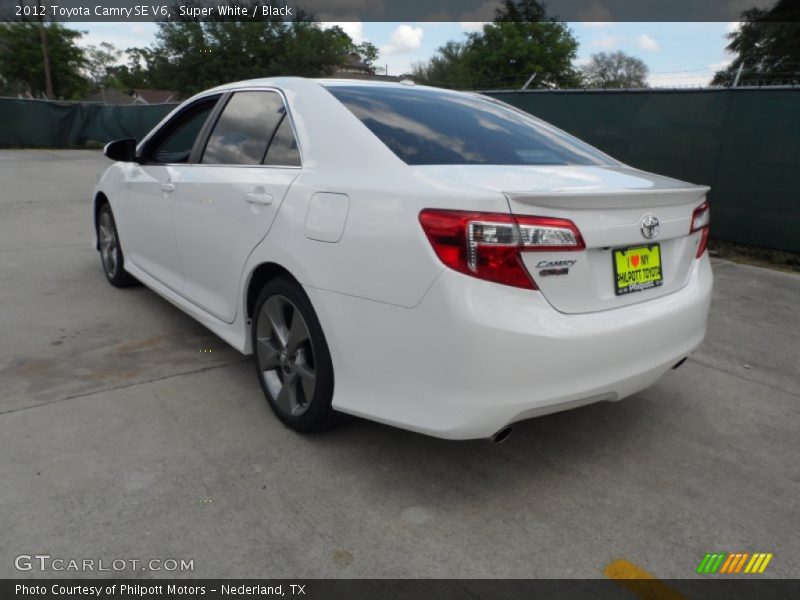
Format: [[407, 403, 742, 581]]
[[92, 77, 712, 441]]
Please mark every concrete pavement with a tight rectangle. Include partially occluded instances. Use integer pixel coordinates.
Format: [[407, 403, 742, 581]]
[[0, 150, 798, 579]]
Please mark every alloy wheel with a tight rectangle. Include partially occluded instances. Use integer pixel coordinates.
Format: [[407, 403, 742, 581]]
[[255, 294, 317, 417], [98, 211, 118, 278]]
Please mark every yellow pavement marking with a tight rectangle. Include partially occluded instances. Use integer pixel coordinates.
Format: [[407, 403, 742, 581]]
[[604, 559, 687, 600]]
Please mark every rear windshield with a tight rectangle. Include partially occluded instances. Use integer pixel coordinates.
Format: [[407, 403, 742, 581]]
[[325, 85, 614, 166]]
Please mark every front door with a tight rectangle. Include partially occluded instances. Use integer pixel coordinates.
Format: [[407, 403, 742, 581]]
[[118, 97, 219, 292]]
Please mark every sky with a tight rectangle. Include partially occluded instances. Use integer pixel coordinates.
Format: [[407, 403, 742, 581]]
[[68, 21, 738, 87]]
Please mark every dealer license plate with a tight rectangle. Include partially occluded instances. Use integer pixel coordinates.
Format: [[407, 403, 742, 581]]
[[613, 244, 663, 295]]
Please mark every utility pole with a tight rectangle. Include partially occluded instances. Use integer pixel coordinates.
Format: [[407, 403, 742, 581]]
[[521, 72, 537, 90], [732, 63, 744, 88], [37, 0, 54, 98]]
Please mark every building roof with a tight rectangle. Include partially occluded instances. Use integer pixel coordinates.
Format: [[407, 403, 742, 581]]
[[84, 88, 135, 105], [132, 89, 179, 104]]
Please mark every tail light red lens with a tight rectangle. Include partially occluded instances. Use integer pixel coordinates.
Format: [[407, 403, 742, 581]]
[[419, 209, 585, 289], [691, 201, 710, 258]]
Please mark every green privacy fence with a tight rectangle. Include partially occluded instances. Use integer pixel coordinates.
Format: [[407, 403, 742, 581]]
[[0, 97, 175, 148], [1, 88, 798, 252], [485, 87, 800, 254]]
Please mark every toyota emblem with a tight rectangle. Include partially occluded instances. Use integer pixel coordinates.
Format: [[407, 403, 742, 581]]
[[640, 215, 660, 239]]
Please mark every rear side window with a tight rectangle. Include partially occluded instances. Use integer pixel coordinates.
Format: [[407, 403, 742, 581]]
[[325, 85, 614, 166], [202, 91, 285, 165], [264, 116, 301, 167]]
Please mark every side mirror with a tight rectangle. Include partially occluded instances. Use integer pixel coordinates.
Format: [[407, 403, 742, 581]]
[[104, 138, 137, 162]]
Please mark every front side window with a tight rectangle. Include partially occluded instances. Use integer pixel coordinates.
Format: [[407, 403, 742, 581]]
[[202, 91, 285, 165], [149, 99, 217, 164], [325, 85, 615, 166]]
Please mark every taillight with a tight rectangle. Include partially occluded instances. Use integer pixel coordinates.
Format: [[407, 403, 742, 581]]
[[418, 209, 584, 289], [691, 201, 710, 258]]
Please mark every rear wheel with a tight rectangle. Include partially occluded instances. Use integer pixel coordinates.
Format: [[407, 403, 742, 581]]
[[97, 204, 137, 287], [252, 277, 338, 432]]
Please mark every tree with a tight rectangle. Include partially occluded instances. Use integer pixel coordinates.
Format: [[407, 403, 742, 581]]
[[355, 41, 379, 68], [410, 0, 579, 89], [711, 0, 800, 86], [0, 22, 88, 99], [580, 51, 649, 88], [410, 40, 468, 85], [84, 42, 122, 88], [123, 12, 371, 96], [462, 21, 580, 89]]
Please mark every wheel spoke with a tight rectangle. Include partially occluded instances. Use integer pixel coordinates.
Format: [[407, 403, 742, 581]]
[[256, 337, 281, 371], [264, 296, 288, 348], [275, 372, 300, 415], [295, 361, 316, 403], [285, 309, 310, 355]]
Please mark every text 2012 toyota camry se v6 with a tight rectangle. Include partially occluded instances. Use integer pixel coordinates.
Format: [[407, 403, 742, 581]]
[[92, 78, 712, 441]]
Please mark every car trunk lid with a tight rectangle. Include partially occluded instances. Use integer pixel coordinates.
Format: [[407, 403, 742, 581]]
[[417, 165, 710, 314]]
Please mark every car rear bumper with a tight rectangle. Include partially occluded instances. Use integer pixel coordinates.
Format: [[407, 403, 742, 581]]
[[308, 255, 713, 440]]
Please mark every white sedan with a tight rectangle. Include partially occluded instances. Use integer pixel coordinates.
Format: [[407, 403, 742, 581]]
[[93, 77, 712, 441]]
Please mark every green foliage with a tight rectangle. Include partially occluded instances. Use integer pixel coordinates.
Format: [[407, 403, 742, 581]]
[[123, 10, 372, 96], [581, 51, 649, 88], [411, 41, 468, 85], [84, 41, 122, 87], [355, 41, 379, 68], [711, 0, 800, 86], [410, 0, 579, 89], [0, 22, 88, 99]]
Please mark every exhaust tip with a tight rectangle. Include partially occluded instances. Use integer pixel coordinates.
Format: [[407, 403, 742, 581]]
[[491, 427, 513, 445], [672, 357, 688, 370]]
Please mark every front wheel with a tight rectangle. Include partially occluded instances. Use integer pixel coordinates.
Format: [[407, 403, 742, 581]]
[[96, 204, 137, 287], [251, 277, 338, 432]]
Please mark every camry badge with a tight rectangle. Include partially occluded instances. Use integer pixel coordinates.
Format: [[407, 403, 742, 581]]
[[640, 215, 660, 240]]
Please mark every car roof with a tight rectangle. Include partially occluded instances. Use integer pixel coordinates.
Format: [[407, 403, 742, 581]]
[[204, 76, 464, 97]]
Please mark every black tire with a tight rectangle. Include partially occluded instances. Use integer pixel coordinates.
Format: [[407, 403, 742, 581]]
[[251, 276, 339, 432], [96, 203, 138, 287]]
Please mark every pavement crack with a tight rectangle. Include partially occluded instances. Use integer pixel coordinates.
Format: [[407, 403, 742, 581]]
[[0, 358, 250, 417], [689, 354, 800, 399]]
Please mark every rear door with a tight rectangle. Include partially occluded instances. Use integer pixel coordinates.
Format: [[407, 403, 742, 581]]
[[173, 90, 301, 323]]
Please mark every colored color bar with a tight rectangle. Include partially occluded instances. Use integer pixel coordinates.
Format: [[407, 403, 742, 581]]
[[696, 554, 712, 574], [719, 554, 735, 574], [750, 554, 766, 573], [709, 553, 726, 574], [758, 554, 773, 573], [744, 554, 760, 574], [734, 553, 749, 573]]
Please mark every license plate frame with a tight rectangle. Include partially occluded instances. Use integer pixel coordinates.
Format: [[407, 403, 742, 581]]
[[612, 244, 663, 296]]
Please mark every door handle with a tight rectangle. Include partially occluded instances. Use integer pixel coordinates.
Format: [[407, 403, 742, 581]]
[[245, 191, 273, 206], [161, 182, 176, 193]]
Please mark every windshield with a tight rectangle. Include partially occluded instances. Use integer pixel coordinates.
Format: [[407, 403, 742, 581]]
[[325, 85, 615, 167]]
